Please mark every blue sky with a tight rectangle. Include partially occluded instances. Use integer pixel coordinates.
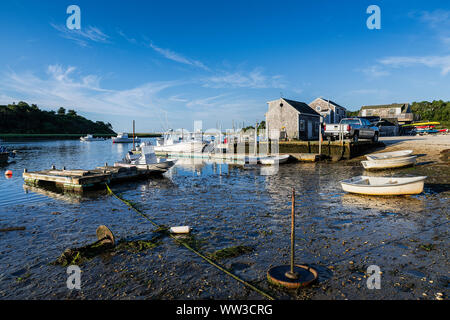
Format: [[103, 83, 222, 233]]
[[0, 0, 449, 132]]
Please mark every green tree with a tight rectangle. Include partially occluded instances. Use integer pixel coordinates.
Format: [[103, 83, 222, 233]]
[[67, 109, 77, 116], [57, 107, 66, 116]]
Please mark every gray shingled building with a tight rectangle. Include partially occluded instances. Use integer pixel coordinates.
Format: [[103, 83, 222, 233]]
[[265, 98, 320, 140]]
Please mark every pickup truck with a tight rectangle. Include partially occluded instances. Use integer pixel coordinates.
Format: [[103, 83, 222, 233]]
[[323, 118, 379, 142]]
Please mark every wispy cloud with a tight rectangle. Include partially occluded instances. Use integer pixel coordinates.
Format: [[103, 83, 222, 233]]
[[359, 65, 390, 78], [416, 10, 450, 29], [0, 65, 180, 117], [380, 55, 450, 75], [117, 29, 137, 44], [51, 23, 110, 47], [148, 43, 210, 71], [202, 68, 286, 89]]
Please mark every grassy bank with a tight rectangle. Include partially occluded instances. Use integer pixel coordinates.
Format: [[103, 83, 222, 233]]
[[0, 133, 162, 141]]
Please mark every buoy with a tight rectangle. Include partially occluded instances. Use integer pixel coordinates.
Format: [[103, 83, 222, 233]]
[[5, 170, 12, 177], [169, 226, 191, 234]]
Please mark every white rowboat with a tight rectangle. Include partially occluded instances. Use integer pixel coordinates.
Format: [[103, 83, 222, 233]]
[[259, 155, 290, 165], [361, 156, 417, 170], [340, 176, 426, 195], [366, 150, 413, 161]]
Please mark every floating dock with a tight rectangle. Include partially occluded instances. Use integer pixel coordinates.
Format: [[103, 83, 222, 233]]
[[23, 165, 164, 192]]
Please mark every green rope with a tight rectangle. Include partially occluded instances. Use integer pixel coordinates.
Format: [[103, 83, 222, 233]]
[[106, 184, 275, 301]]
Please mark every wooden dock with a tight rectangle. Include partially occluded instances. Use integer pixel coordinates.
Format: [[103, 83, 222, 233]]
[[23, 165, 164, 192]]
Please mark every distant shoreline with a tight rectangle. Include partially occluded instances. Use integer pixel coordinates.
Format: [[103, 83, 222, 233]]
[[0, 133, 162, 141]]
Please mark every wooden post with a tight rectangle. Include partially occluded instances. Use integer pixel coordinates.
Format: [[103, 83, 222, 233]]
[[132, 120, 135, 151], [285, 188, 298, 279], [319, 117, 322, 156], [290, 188, 295, 274], [254, 122, 258, 156]]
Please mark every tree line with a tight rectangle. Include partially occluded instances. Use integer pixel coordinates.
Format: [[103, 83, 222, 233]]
[[346, 100, 449, 125], [0, 102, 116, 134]]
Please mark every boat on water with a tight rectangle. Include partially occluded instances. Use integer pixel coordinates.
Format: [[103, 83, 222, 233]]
[[114, 145, 176, 173], [154, 130, 206, 153], [366, 150, 413, 161], [112, 133, 141, 144], [259, 155, 290, 165], [361, 156, 417, 170], [80, 134, 105, 142], [340, 176, 426, 196]]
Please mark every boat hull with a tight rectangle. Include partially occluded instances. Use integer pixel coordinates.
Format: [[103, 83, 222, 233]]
[[112, 138, 141, 143], [259, 155, 290, 165], [341, 176, 426, 195], [362, 156, 417, 170], [154, 142, 205, 153], [114, 159, 177, 173], [366, 150, 413, 161]]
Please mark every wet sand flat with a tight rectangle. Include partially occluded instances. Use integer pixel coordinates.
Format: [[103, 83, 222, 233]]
[[0, 139, 448, 300]]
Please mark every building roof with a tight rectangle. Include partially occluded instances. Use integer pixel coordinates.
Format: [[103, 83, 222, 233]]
[[311, 97, 346, 111], [281, 98, 320, 116], [361, 103, 410, 113]]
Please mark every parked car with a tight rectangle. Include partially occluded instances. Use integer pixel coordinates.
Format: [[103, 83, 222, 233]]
[[323, 118, 379, 142]]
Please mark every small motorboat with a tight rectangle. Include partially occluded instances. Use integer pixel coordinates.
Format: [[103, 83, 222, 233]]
[[362, 155, 417, 170], [340, 176, 427, 196], [114, 145, 176, 173], [80, 134, 105, 142], [259, 155, 290, 165], [366, 150, 413, 161], [112, 133, 141, 144]]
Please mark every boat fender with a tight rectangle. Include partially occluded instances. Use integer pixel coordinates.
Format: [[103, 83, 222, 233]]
[[169, 226, 191, 234]]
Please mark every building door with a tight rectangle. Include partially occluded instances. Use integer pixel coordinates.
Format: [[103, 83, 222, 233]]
[[307, 121, 312, 139]]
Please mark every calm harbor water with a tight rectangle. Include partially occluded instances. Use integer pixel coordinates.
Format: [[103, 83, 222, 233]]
[[0, 139, 448, 299]]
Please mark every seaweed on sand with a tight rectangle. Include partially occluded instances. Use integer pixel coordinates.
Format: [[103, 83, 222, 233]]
[[208, 245, 254, 261]]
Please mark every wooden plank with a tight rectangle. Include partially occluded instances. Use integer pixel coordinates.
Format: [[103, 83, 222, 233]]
[[48, 170, 90, 176]]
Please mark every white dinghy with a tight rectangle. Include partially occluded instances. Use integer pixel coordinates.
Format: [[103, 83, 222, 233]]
[[340, 176, 426, 196], [366, 150, 413, 161], [259, 155, 290, 165], [361, 156, 417, 170], [114, 145, 177, 173]]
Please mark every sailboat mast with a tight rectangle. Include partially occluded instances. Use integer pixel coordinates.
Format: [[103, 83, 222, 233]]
[[132, 120, 135, 150]]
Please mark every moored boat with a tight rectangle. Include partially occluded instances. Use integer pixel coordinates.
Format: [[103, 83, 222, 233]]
[[361, 156, 417, 170], [340, 176, 426, 195], [80, 134, 105, 142], [112, 133, 141, 144], [259, 155, 290, 165], [366, 150, 413, 161], [114, 145, 176, 173]]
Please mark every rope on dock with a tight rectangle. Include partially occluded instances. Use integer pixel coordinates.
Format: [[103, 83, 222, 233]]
[[105, 183, 275, 301]]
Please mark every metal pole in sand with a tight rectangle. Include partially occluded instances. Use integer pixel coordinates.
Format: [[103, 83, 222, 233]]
[[267, 187, 318, 289], [286, 188, 298, 279]]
